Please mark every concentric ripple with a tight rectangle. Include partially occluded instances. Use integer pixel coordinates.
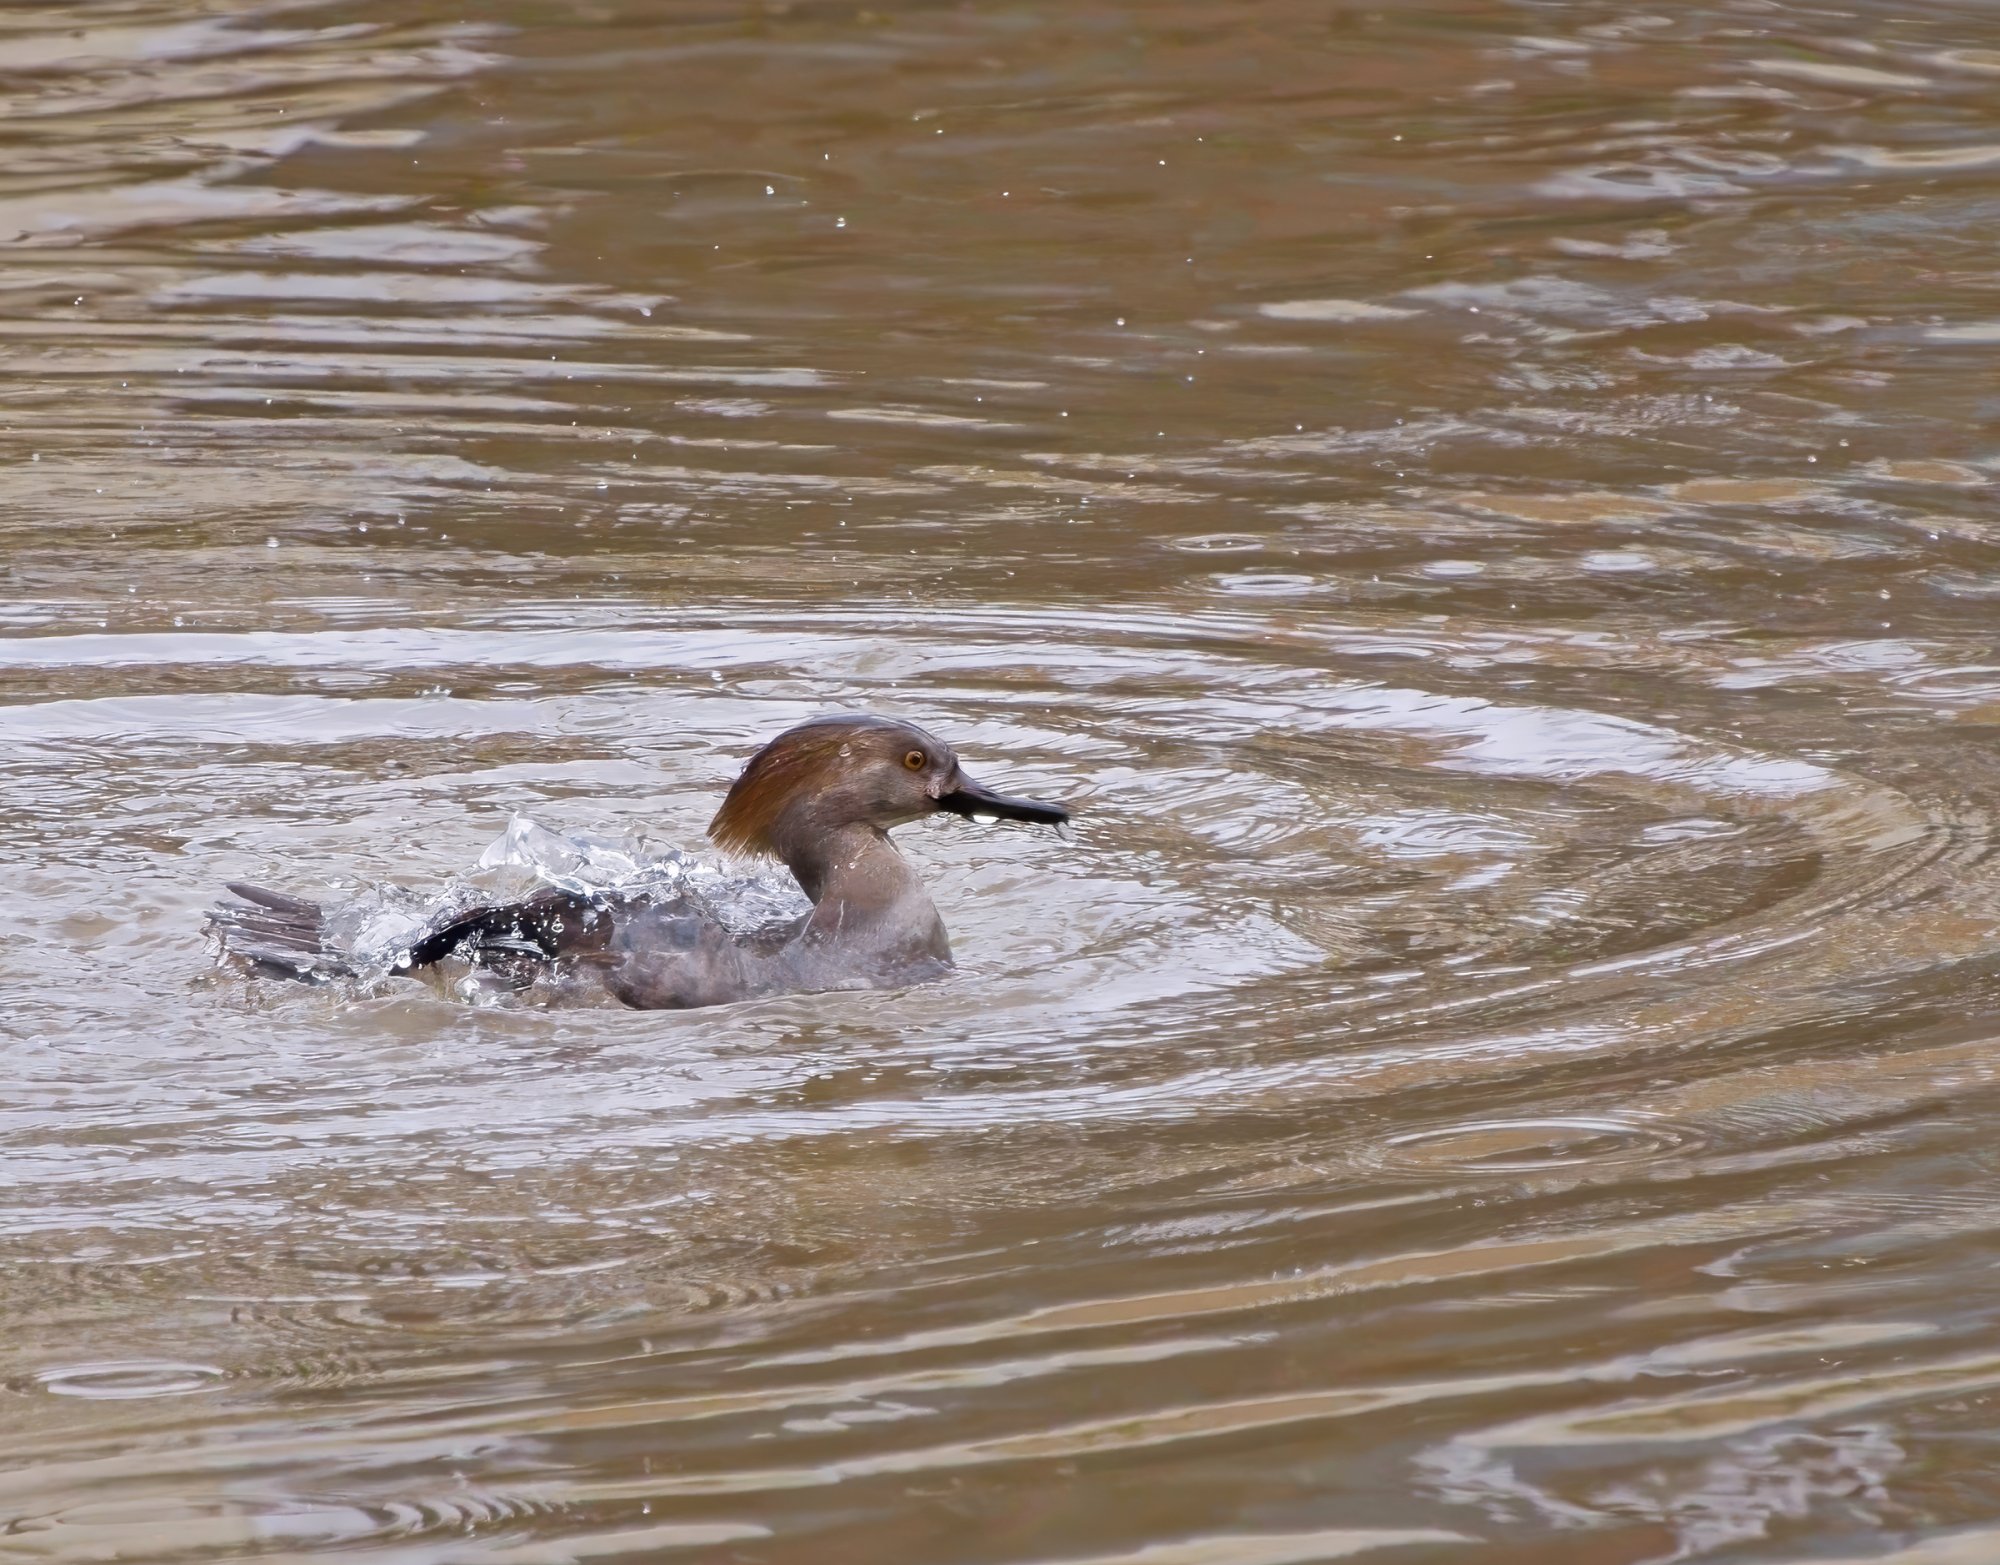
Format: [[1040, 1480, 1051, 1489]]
[[25, 1361, 225, 1400], [1366, 1117, 1706, 1178]]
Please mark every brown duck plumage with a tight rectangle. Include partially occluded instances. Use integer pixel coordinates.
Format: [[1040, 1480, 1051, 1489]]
[[207, 715, 1069, 1010]]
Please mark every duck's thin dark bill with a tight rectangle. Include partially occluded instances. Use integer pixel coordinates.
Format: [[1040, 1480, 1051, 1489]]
[[937, 775, 1069, 827]]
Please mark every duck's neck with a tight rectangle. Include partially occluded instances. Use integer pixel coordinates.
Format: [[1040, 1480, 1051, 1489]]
[[779, 825, 950, 962]]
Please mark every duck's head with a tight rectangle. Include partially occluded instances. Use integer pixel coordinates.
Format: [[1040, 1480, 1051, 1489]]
[[708, 715, 1068, 860]]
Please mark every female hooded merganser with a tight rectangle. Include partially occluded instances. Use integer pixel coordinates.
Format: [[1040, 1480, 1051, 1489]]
[[208, 715, 1069, 1010]]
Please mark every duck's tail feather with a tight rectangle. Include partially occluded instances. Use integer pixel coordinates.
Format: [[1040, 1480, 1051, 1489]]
[[207, 882, 352, 982]]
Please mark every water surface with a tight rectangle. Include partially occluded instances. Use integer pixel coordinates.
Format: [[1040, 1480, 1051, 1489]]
[[7, 2, 2000, 1560]]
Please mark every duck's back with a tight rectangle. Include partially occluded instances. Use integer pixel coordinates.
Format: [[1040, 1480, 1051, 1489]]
[[213, 866, 947, 1010]]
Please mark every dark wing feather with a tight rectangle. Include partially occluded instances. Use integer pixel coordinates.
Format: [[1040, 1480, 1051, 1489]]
[[400, 888, 616, 969], [211, 883, 630, 987]]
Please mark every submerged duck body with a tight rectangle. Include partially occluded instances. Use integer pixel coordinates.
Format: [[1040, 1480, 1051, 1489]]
[[209, 715, 1069, 1010]]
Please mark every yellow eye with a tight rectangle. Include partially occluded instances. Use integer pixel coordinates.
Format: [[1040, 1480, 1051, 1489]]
[[903, 749, 927, 771]]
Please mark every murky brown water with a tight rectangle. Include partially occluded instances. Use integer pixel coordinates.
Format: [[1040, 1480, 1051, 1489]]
[[7, 1, 2000, 1559]]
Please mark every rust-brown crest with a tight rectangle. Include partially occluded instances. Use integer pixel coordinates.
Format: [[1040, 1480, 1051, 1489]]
[[707, 717, 906, 857]]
